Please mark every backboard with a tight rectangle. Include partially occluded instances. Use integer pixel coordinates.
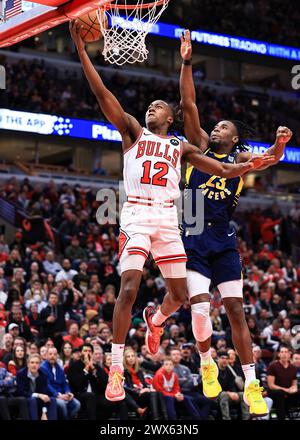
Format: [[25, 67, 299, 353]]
[[0, 0, 112, 48]]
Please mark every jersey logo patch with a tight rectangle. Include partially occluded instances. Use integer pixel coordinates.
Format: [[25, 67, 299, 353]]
[[118, 230, 130, 259], [170, 138, 180, 146]]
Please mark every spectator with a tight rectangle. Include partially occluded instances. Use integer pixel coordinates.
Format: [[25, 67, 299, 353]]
[[73, 261, 90, 294], [60, 341, 73, 369], [216, 351, 249, 420], [43, 251, 62, 277], [65, 236, 87, 265], [67, 343, 127, 420], [7, 308, 33, 341], [170, 348, 211, 419], [24, 281, 48, 313], [16, 354, 57, 420], [0, 365, 29, 420], [252, 346, 268, 388], [97, 325, 112, 353], [227, 349, 244, 380], [82, 290, 101, 316], [40, 346, 48, 362], [55, 259, 78, 283], [291, 351, 300, 389], [211, 308, 226, 343], [63, 322, 84, 349], [4, 250, 22, 278], [27, 303, 43, 338], [7, 346, 27, 376], [261, 319, 282, 352], [93, 161, 107, 176], [0, 333, 13, 362], [41, 347, 81, 420], [92, 344, 104, 368], [101, 286, 116, 324], [84, 321, 99, 341], [40, 289, 74, 350], [7, 323, 20, 339], [252, 346, 273, 419], [123, 347, 166, 420], [152, 357, 202, 420], [180, 344, 199, 374], [28, 342, 39, 356], [0, 281, 8, 306], [267, 345, 300, 419]]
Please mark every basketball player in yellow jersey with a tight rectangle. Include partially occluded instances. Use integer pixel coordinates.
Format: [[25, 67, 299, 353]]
[[70, 21, 274, 403]]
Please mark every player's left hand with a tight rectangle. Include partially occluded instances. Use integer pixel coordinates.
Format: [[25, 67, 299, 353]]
[[247, 154, 276, 169], [276, 126, 293, 143], [180, 29, 192, 61]]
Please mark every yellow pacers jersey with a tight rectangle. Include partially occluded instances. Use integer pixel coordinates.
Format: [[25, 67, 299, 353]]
[[185, 148, 244, 224]]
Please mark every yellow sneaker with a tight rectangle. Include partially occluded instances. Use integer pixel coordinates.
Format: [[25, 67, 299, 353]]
[[244, 379, 269, 418], [201, 360, 222, 399]]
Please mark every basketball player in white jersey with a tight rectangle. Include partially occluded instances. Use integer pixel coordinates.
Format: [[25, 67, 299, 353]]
[[70, 21, 274, 402]]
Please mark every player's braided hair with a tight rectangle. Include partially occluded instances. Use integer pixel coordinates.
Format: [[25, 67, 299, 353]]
[[169, 104, 184, 137], [229, 120, 256, 152]]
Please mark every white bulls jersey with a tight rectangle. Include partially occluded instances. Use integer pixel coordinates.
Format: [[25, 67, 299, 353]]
[[123, 128, 182, 202]]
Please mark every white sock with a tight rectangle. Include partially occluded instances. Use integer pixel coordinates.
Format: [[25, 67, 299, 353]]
[[200, 348, 213, 366], [111, 343, 125, 370], [152, 307, 168, 327], [242, 363, 256, 387]]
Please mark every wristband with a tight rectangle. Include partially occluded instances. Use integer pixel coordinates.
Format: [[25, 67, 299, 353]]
[[183, 59, 192, 65]]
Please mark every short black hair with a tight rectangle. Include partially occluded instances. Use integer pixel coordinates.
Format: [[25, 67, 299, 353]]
[[217, 350, 229, 358], [169, 104, 184, 136], [49, 291, 58, 297], [80, 343, 94, 353], [278, 344, 291, 352]]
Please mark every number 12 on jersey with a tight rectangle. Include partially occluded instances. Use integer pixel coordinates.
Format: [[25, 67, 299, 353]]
[[140, 161, 169, 187]]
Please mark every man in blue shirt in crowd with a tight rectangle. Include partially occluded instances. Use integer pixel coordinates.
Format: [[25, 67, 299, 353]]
[[41, 346, 81, 419]]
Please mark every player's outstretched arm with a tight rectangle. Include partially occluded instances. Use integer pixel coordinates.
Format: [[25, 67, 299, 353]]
[[236, 126, 293, 169], [180, 30, 209, 150], [182, 142, 276, 178], [70, 20, 141, 145]]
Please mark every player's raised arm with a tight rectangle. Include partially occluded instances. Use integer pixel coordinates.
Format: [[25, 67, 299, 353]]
[[180, 30, 209, 150], [70, 20, 141, 148], [182, 142, 276, 178], [236, 126, 292, 169]]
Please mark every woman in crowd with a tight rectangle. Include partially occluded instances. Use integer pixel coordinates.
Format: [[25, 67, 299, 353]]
[[60, 341, 73, 370], [123, 347, 167, 420], [7, 345, 27, 376], [247, 316, 262, 346]]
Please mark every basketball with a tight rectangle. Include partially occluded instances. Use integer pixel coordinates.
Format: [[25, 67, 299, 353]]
[[77, 9, 108, 43]]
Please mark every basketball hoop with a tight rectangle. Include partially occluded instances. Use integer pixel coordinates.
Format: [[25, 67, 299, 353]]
[[97, 0, 170, 66]]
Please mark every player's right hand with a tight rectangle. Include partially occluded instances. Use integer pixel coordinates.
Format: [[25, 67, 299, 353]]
[[69, 20, 85, 53], [180, 29, 192, 61]]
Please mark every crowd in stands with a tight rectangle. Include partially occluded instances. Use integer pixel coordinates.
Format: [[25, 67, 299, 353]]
[[0, 56, 299, 145], [0, 176, 300, 420], [167, 0, 300, 47]]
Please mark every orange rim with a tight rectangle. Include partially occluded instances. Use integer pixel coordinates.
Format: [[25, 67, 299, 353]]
[[103, 0, 168, 10]]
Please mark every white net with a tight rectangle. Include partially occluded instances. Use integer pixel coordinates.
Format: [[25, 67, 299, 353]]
[[97, 0, 170, 66]]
